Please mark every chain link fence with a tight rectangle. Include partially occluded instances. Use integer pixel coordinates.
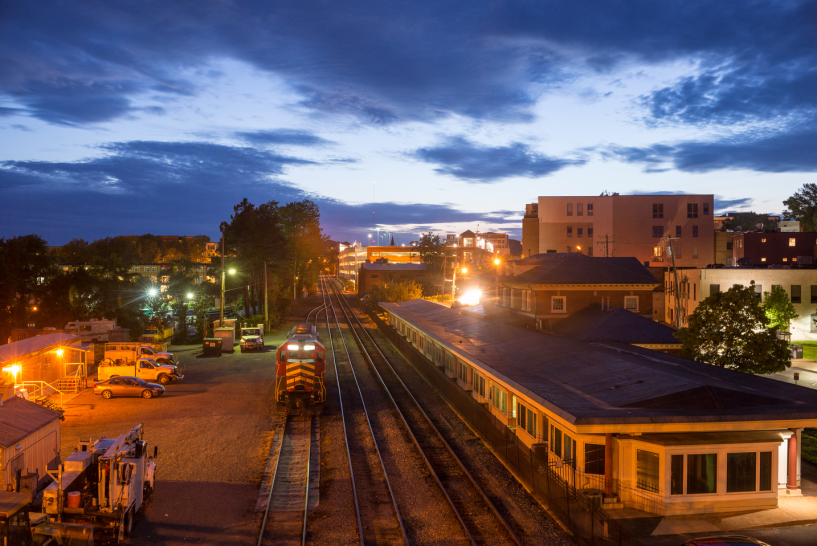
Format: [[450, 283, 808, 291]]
[[372, 310, 650, 546]]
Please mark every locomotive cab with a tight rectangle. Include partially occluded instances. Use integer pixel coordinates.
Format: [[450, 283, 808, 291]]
[[276, 337, 326, 412]]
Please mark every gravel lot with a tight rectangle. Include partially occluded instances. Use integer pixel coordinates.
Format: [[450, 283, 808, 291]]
[[60, 325, 289, 544]]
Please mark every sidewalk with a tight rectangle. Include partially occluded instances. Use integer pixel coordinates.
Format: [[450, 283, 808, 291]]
[[768, 358, 817, 389]]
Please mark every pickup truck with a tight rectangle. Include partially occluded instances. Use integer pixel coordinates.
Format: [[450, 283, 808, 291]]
[[240, 325, 265, 352], [98, 357, 184, 385], [105, 343, 177, 365]]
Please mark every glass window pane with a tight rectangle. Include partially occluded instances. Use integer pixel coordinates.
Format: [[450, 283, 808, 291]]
[[727, 452, 757, 493], [554, 428, 562, 458], [585, 444, 605, 475], [687, 454, 717, 494], [760, 452, 772, 491], [637, 450, 660, 492], [671, 455, 684, 495]]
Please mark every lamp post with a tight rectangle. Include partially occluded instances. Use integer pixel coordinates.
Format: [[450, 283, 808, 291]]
[[220, 226, 226, 324], [451, 267, 467, 308]]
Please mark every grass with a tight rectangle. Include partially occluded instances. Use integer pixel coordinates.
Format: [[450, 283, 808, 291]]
[[792, 340, 817, 360], [803, 429, 817, 465]]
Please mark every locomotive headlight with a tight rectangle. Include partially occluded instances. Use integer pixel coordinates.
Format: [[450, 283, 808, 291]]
[[304, 344, 315, 351], [287, 344, 300, 350]]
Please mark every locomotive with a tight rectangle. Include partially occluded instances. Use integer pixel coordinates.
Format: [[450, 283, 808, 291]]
[[275, 324, 326, 411]]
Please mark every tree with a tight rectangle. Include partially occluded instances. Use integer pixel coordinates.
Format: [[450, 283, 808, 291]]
[[0, 235, 57, 341], [763, 286, 799, 332], [365, 281, 423, 312], [413, 232, 450, 271], [783, 183, 817, 232], [721, 212, 777, 232], [675, 282, 791, 374]]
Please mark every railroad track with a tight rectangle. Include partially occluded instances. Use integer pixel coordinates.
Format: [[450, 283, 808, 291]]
[[258, 413, 317, 546], [323, 276, 522, 546], [320, 277, 407, 545]]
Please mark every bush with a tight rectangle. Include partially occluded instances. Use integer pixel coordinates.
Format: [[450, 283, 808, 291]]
[[365, 281, 423, 312]]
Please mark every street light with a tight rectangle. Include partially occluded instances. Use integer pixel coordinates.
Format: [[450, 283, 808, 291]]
[[494, 258, 501, 265], [221, 267, 236, 324], [450, 267, 468, 308], [228, 268, 236, 275], [148, 288, 158, 297], [187, 293, 195, 300]]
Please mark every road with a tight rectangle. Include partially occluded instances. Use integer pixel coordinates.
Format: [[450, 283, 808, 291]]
[[59, 334, 287, 545]]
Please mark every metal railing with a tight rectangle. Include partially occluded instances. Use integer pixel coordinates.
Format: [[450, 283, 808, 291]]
[[20, 380, 65, 411], [371, 309, 651, 546]]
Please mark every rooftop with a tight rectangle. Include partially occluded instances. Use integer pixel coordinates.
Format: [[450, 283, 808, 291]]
[[502, 253, 659, 285], [0, 396, 61, 447], [0, 333, 79, 364], [552, 304, 679, 344], [362, 263, 427, 271], [381, 299, 817, 428]]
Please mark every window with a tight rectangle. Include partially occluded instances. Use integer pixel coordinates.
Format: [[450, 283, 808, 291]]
[[371, 274, 379, 279], [754, 284, 762, 300], [445, 352, 453, 372], [436, 346, 442, 364], [588, 227, 593, 237], [567, 203, 573, 216], [458, 359, 468, 382], [652, 226, 663, 238], [636, 450, 660, 492], [152, 267, 158, 272], [761, 258, 767, 262], [653, 203, 663, 218], [473, 373, 485, 397], [551, 426, 562, 458], [692, 225, 698, 238], [134, 267, 141, 272], [726, 453, 756, 493], [518, 402, 537, 438], [693, 283, 697, 301], [587, 203, 594, 216], [760, 452, 773, 491], [492, 386, 507, 414], [577, 203, 583, 216], [624, 296, 638, 311], [811, 285, 817, 304], [692, 246, 698, 259], [676, 226, 682, 238], [671, 455, 684, 495], [687, 454, 717, 494], [567, 226, 573, 237], [726, 242, 733, 250], [577, 227, 583, 237], [585, 444, 605, 475], [653, 246, 664, 262], [703, 202, 710, 215], [783, 257, 788, 262], [552, 296, 566, 313], [675, 246, 681, 259], [792, 285, 801, 303], [789, 238, 796, 247], [687, 203, 699, 218], [564, 434, 576, 467], [762, 238, 767, 243]]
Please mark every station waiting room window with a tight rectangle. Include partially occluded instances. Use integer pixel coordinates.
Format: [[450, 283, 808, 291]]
[[637, 450, 660, 492], [518, 402, 537, 438], [585, 444, 605, 475], [687, 454, 717, 494]]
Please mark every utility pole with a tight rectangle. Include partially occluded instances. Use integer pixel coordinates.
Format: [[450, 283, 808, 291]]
[[663, 236, 682, 328], [219, 228, 225, 324], [264, 261, 268, 324]]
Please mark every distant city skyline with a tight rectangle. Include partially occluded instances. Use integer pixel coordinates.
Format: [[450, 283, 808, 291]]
[[1, 1, 813, 246]]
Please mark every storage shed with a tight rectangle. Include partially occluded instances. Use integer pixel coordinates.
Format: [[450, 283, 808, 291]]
[[0, 395, 61, 490]]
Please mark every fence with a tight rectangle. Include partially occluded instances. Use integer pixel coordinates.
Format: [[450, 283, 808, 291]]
[[371, 310, 649, 546]]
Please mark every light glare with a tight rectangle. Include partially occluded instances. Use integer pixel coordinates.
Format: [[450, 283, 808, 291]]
[[287, 344, 300, 350], [458, 289, 481, 306], [304, 344, 316, 350]]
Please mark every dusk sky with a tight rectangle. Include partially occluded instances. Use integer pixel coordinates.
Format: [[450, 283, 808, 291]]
[[1, 1, 814, 246]]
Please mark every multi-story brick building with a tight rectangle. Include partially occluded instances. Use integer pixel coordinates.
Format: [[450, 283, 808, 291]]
[[525, 194, 715, 267], [485, 252, 660, 330], [358, 262, 427, 296], [732, 232, 817, 266]]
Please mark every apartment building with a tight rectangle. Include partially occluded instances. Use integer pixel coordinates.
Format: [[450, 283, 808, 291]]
[[733, 232, 817, 266], [665, 268, 817, 338], [526, 194, 715, 267]]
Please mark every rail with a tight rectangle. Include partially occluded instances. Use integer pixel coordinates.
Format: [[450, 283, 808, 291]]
[[20, 380, 64, 410], [321, 277, 407, 545], [328, 277, 522, 546]]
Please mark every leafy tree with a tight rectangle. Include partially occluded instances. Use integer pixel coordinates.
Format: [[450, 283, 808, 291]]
[[365, 281, 423, 312], [279, 200, 325, 298], [0, 235, 57, 341], [413, 232, 451, 271], [783, 183, 817, 232], [675, 282, 791, 374], [763, 285, 799, 332], [721, 212, 777, 232]]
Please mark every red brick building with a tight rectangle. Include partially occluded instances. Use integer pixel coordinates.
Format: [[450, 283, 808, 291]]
[[482, 252, 660, 330], [732, 232, 817, 266], [358, 261, 427, 296]]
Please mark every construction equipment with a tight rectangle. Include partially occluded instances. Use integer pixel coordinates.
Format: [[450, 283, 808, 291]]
[[32, 424, 158, 545]]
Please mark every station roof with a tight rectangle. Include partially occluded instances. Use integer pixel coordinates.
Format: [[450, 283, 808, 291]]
[[552, 304, 679, 344], [0, 396, 60, 447], [362, 263, 427, 271], [381, 299, 817, 428], [501, 253, 659, 285], [0, 333, 79, 364]]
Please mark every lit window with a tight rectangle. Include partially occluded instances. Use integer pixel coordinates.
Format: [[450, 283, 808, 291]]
[[793, 257, 798, 262], [653, 246, 664, 262], [762, 238, 766, 243], [761, 258, 766, 262], [552, 296, 566, 313], [783, 258, 788, 262], [789, 238, 796, 246]]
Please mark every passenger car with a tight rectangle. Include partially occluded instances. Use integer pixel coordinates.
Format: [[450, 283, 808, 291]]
[[682, 536, 771, 546], [94, 377, 166, 399]]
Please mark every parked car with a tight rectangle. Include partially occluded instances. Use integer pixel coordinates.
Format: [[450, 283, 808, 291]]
[[682, 537, 771, 546], [94, 377, 166, 399]]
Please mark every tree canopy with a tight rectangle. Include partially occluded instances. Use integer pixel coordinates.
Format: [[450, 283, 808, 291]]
[[763, 285, 798, 332], [675, 282, 791, 374], [783, 183, 817, 232], [413, 232, 451, 271], [721, 212, 777, 232]]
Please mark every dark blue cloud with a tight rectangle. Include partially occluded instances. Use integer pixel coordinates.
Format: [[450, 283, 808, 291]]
[[604, 127, 817, 173], [0, 140, 520, 244], [236, 129, 334, 147], [412, 137, 584, 182], [2, 1, 812, 128]]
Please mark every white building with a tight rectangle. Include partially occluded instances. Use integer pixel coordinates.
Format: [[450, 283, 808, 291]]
[[665, 268, 817, 338], [338, 243, 367, 284]]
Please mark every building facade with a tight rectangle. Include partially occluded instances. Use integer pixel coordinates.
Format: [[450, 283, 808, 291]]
[[732, 232, 817, 266], [383, 299, 815, 516], [714, 231, 734, 266], [521, 203, 539, 259], [665, 268, 817, 338], [357, 263, 427, 295], [532, 194, 715, 267]]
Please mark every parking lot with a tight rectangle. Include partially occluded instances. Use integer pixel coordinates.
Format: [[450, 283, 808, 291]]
[[59, 332, 288, 545]]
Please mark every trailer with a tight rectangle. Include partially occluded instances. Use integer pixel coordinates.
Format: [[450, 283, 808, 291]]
[[32, 424, 158, 545]]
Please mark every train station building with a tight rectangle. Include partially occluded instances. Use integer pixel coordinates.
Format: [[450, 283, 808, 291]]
[[380, 298, 817, 517]]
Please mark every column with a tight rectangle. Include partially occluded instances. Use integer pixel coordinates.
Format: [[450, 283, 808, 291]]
[[604, 433, 614, 498], [788, 427, 799, 491]]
